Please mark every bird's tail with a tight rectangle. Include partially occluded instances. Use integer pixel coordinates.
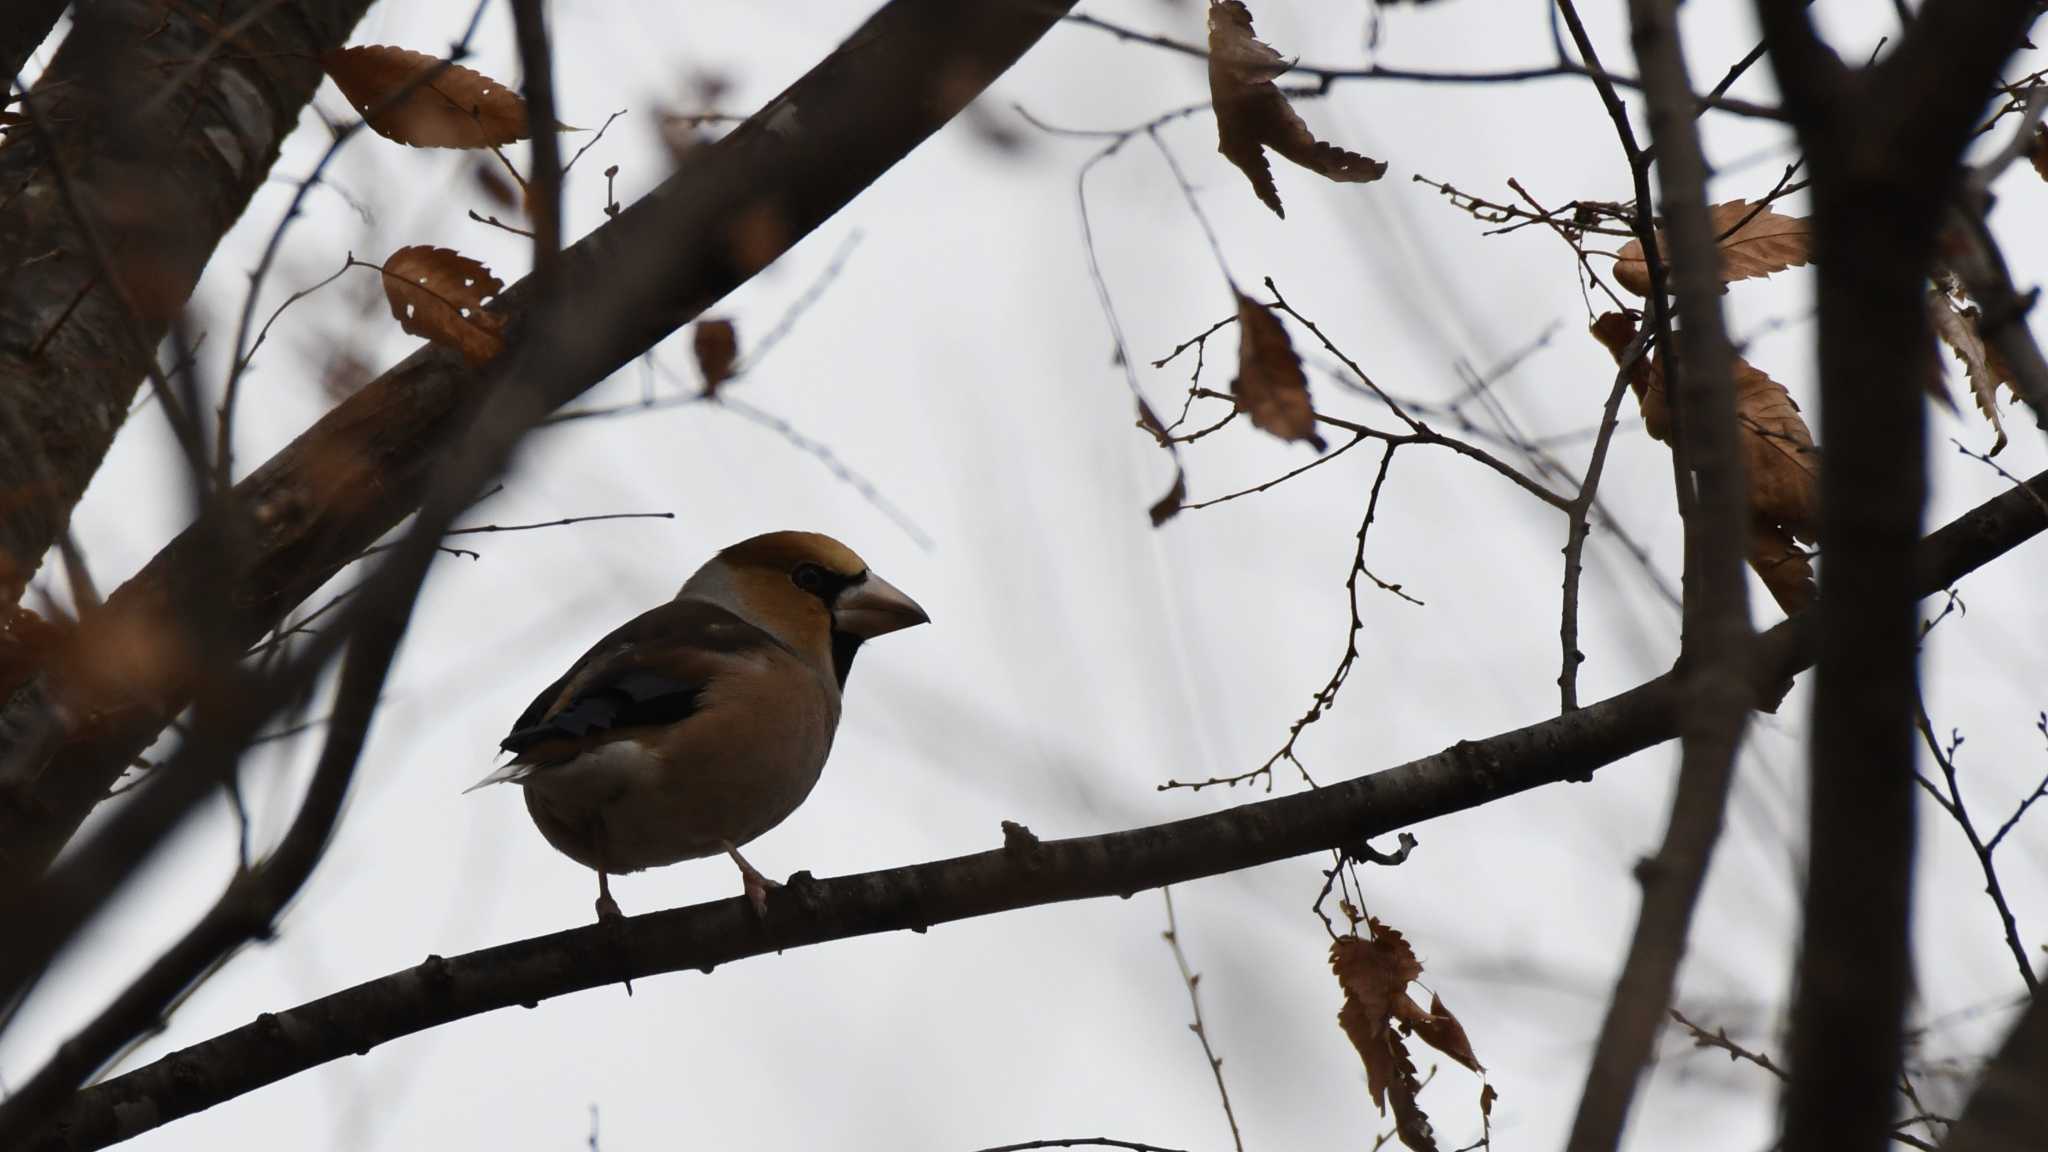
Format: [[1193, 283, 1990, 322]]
[[463, 757, 535, 794]]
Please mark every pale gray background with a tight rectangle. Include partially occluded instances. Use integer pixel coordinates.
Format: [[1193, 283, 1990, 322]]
[[4, 0, 2045, 1149]]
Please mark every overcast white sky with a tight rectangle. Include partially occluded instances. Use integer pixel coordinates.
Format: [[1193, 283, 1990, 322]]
[[6, 0, 2047, 1149]]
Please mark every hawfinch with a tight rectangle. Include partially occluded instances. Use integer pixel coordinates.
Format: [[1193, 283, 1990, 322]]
[[470, 531, 928, 919]]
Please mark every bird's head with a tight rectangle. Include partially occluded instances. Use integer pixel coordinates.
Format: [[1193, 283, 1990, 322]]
[[679, 530, 928, 684]]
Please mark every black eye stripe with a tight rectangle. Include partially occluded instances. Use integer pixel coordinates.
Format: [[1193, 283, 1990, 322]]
[[792, 564, 861, 600]]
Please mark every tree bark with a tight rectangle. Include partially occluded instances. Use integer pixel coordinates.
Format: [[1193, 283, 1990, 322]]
[[1564, 0, 1755, 1144], [0, 0, 1085, 933], [1752, 3, 2039, 1150], [0, 0, 375, 601]]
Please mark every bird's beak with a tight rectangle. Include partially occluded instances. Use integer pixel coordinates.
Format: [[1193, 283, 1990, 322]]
[[833, 571, 929, 638]]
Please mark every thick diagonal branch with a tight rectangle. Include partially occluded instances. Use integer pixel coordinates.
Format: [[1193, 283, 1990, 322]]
[[0, 0, 375, 602], [0, 0, 1082, 902]]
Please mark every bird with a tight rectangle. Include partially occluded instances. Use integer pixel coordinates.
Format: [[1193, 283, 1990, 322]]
[[469, 531, 928, 920]]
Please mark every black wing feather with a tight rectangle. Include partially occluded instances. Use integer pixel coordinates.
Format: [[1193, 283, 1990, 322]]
[[498, 600, 779, 756], [500, 670, 706, 754]]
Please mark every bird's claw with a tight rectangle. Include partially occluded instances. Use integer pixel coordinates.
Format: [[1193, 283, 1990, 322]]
[[743, 871, 778, 918], [723, 842, 781, 918]]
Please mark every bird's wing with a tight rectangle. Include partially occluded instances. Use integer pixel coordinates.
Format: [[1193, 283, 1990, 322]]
[[496, 600, 786, 761]]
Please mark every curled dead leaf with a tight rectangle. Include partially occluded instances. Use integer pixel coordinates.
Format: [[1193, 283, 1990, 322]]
[[323, 45, 528, 148], [1149, 467, 1188, 527], [1233, 293, 1327, 450], [1331, 919, 1468, 1152], [1387, 1038, 1438, 1152], [1613, 200, 1811, 298], [1928, 286, 2012, 456], [1750, 518, 1815, 615], [379, 245, 505, 364], [1399, 991, 1485, 1075], [1207, 0, 1385, 217], [1588, 312, 1669, 441], [1588, 315, 1820, 611], [693, 318, 739, 394], [1733, 359, 1818, 540], [472, 158, 520, 210]]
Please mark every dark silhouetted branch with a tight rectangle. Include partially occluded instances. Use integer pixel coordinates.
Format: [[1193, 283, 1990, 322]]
[[0, 0, 1085, 911], [1566, 0, 1756, 1147], [0, 0, 376, 602], [1756, 4, 2039, 1152]]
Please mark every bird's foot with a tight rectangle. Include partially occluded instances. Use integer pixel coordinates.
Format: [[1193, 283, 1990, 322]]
[[593, 881, 633, 995], [742, 871, 778, 918], [723, 843, 781, 918]]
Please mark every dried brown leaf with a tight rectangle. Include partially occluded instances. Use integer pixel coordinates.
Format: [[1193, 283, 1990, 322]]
[[1233, 293, 1327, 450], [1750, 518, 1815, 615], [324, 45, 528, 148], [1149, 467, 1188, 527], [1207, 0, 1386, 217], [1386, 1043, 1439, 1152], [379, 245, 505, 365], [472, 158, 519, 209], [1588, 316, 1820, 605], [1330, 918, 1477, 1151], [1929, 288, 2012, 456], [1588, 312, 1669, 441], [2032, 124, 2048, 183], [1338, 995, 1401, 1112], [1400, 992, 1485, 1074], [1332, 921, 1426, 1110], [1733, 358, 1818, 540], [1613, 200, 1811, 298], [693, 318, 738, 394]]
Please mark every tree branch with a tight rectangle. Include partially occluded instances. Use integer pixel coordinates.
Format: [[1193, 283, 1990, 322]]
[[0, 0, 1085, 906], [1759, 4, 2039, 1152], [0, 508, 422, 1146], [0, 0, 376, 603], [28, 470, 2048, 1152], [1566, 0, 1755, 1145]]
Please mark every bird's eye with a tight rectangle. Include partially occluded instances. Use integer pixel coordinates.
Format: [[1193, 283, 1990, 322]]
[[792, 563, 826, 593]]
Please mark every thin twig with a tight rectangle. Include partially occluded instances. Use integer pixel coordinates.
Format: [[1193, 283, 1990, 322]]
[[1163, 444, 1414, 793], [352, 511, 676, 562], [218, 2, 495, 491], [1911, 704, 2039, 991], [1058, 11, 1788, 120], [1668, 1009, 1788, 1080], [1160, 888, 1244, 1152]]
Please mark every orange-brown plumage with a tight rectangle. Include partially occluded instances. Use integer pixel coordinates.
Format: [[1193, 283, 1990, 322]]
[[473, 531, 927, 918]]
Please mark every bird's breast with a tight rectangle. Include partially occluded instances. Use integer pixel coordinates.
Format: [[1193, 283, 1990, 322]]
[[521, 650, 840, 873]]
